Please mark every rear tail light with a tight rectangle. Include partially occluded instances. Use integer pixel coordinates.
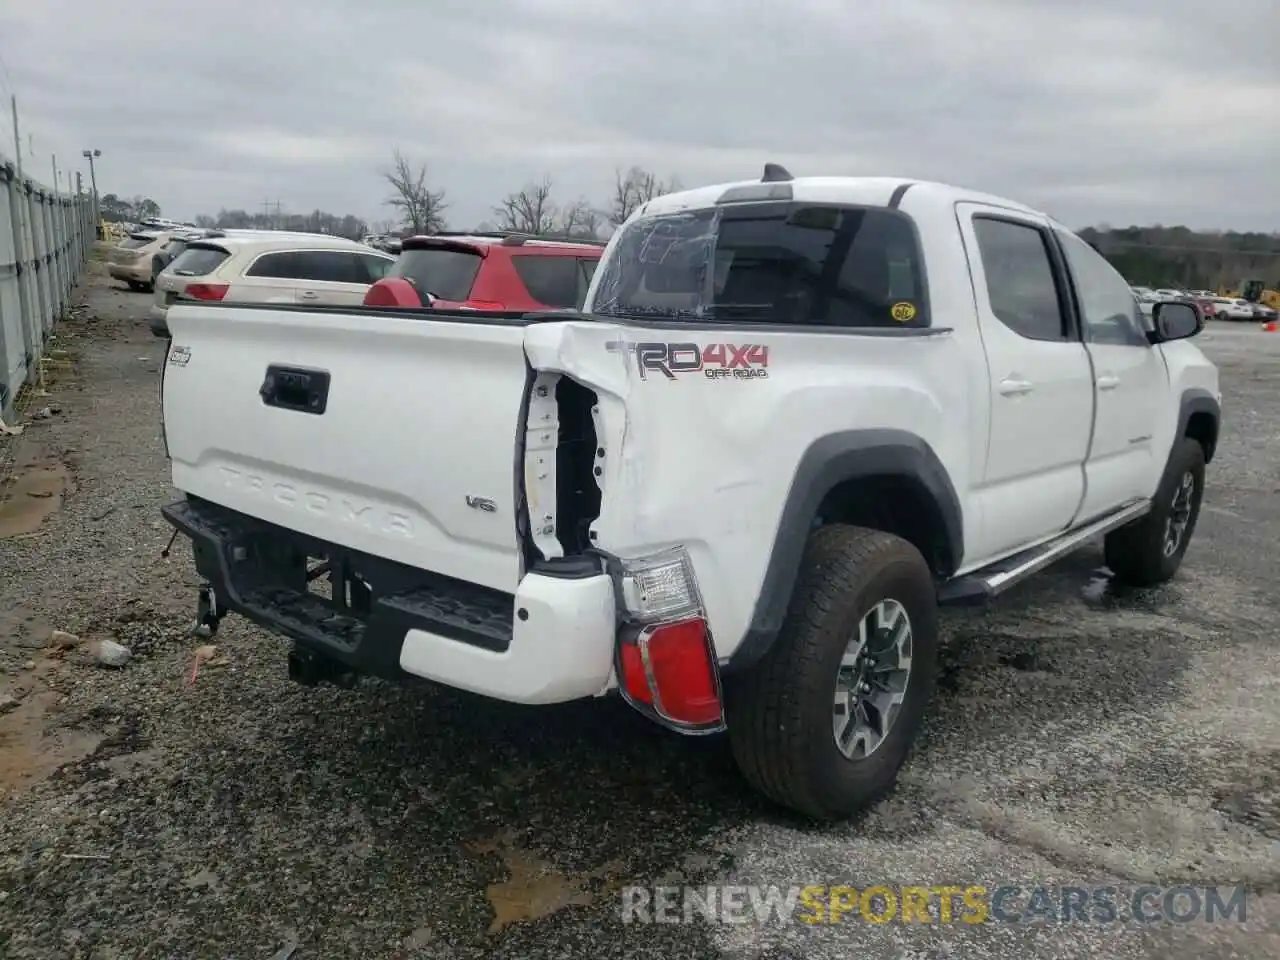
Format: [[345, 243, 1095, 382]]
[[363, 277, 422, 308], [182, 282, 229, 301], [614, 547, 725, 732]]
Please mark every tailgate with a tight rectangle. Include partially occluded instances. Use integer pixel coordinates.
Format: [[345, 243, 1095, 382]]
[[162, 304, 532, 593]]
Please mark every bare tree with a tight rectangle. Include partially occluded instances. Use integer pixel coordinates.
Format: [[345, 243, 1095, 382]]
[[383, 148, 448, 234], [610, 166, 681, 226], [493, 176, 558, 235], [557, 198, 603, 240]]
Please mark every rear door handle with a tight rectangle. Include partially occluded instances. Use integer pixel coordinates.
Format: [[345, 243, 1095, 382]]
[[1096, 374, 1120, 390], [299, 291, 319, 300], [998, 377, 1034, 396]]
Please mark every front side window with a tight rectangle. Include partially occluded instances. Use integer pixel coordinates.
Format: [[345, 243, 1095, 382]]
[[589, 203, 928, 328], [1056, 229, 1147, 347]]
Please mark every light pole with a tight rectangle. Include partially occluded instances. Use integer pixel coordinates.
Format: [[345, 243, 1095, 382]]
[[81, 148, 101, 237]]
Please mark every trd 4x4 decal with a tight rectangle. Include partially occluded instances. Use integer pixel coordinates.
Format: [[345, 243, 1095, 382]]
[[606, 341, 770, 381]]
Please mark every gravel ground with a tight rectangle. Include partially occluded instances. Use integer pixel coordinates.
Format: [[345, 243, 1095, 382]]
[[0, 256, 1276, 959]]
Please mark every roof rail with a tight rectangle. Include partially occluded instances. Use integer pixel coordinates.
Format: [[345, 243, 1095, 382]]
[[411, 230, 606, 247]]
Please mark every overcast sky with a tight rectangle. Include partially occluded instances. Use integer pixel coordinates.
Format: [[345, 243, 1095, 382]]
[[1, 0, 1276, 231]]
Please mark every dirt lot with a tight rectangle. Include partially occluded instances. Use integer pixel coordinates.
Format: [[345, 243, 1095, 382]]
[[1, 256, 1277, 959]]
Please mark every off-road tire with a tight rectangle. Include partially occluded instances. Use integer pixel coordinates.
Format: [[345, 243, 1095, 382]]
[[1105, 436, 1206, 587], [726, 525, 939, 820]]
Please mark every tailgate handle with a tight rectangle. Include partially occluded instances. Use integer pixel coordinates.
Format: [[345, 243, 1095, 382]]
[[260, 365, 330, 414]]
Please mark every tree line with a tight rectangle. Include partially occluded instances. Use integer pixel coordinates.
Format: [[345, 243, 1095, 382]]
[[1079, 225, 1280, 290], [379, 148, 679, 240]]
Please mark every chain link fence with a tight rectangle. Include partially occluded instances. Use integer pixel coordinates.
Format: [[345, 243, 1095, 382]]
[[0, 149, 94, 422]]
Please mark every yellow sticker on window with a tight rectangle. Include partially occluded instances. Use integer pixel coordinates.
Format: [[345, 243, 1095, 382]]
[[890, 302, 917, 322]]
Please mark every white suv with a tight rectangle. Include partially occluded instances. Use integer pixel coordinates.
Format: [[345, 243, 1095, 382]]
[[149, 232, 396, 337]]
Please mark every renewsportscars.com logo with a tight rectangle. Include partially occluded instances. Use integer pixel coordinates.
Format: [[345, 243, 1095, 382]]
[[619, 884, 1249, 926]]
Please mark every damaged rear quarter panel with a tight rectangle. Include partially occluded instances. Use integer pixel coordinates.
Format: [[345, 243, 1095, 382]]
[[522, 320, 969, 660]]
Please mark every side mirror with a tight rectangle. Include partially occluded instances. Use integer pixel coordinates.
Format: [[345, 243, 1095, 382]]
[[1148, 300, 1201, 343]]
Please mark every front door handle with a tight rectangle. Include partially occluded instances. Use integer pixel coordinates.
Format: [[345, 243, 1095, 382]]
[[1096, 374, 1120, 391], [998, 377, 1034, 396], [299, 291, 319, 300]]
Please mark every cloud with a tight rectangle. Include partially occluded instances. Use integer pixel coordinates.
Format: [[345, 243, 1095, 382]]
[[0, 0, 1275, 230]]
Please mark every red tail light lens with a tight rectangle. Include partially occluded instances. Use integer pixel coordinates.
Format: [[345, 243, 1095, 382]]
[[363, 277, 423, 308], [618, 618, 724, 729], [183, 282, 229, 301]]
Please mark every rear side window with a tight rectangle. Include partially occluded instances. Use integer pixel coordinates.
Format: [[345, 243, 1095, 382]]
[[591, 203, 928, 327], [169, 245, 230, 277], [971, 218, 1068, 342], [162, 239, 187, 257], [511, 255, 581, 308], [390, 247, 483, 301], [246, 251, 302, 279], [247, 250, 363, 283]]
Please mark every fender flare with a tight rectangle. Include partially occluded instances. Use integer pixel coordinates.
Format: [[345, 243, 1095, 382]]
[[726, 429, 962, 671], [1177, 388, 1220, 463]]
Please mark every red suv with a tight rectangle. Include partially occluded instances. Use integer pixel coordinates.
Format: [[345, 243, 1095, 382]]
[[363, 232, 604, 311]]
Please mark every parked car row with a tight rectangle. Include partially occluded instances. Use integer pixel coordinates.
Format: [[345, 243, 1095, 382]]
[[109, 223, 609, 336], [1129, 285, 1277, 322]]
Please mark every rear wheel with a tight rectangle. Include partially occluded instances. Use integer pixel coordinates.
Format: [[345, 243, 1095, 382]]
[[126, 280, 145, 292], [1105, 437, 1205, 587], [726, 525, 939, 820]]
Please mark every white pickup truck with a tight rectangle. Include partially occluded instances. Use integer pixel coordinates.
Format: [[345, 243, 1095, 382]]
[[159, 167, 1220, 820]]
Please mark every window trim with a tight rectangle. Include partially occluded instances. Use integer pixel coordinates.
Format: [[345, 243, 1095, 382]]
[[970, 212, 1082, 343]]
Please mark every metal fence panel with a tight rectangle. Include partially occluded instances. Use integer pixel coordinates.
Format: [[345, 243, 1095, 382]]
[[0, 150, 91, 421]]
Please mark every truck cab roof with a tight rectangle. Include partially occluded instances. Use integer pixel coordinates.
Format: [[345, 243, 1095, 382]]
[[638, 174, 1045, 222]]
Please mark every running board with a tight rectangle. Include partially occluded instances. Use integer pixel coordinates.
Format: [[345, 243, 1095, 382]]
[[937, 500, 1151, 606]]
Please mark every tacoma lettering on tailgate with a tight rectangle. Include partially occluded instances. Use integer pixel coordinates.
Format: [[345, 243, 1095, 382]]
[[217, 467, 414, 537], [606, 341, 770, 381]]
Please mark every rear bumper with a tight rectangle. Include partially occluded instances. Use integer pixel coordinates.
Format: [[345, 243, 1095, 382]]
[[108, 262, 149, 283], [148, 305, 170, 338], [161, 497, 618, 704]]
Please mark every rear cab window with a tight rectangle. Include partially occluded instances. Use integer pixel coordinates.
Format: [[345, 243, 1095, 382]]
[[588, 202, 928, 327], [169, 244, 231, 277], [390, 245, 484, 301]]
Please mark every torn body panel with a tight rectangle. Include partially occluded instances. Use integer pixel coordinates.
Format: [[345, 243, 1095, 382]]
[[522, 320, 968, 665]]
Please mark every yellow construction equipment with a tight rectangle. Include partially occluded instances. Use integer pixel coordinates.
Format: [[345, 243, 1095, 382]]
[[1218, 278, 1280, 310]]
